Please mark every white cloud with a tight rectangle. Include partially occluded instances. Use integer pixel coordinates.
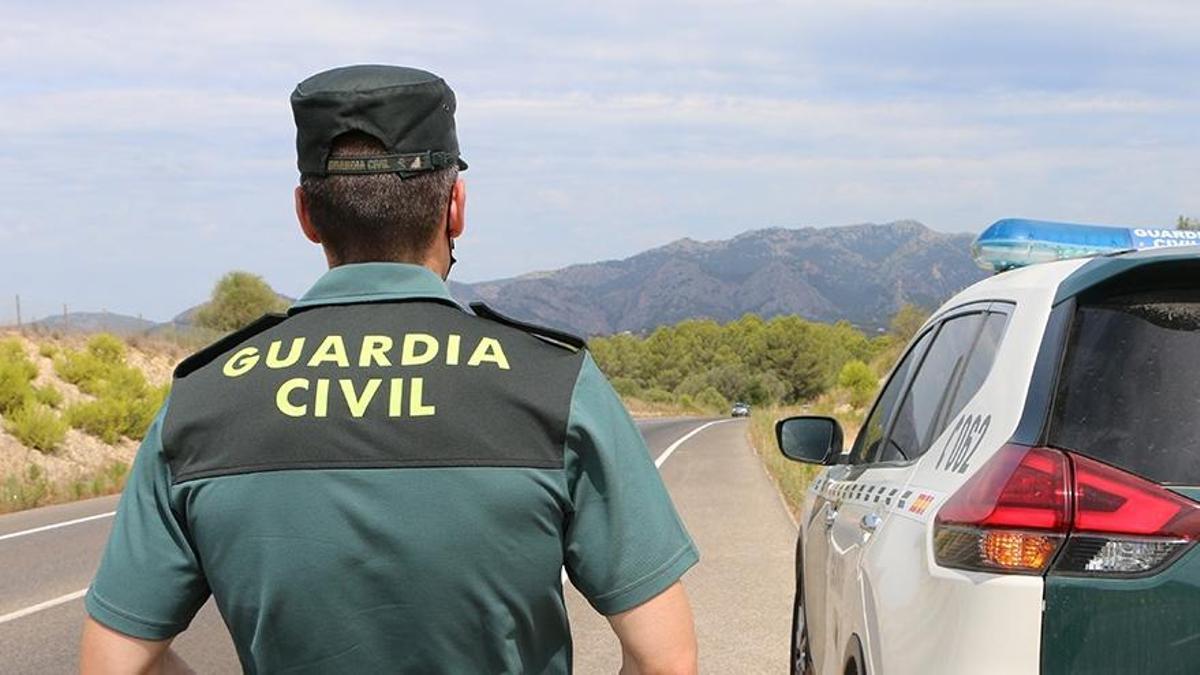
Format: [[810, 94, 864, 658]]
[[0, 0, 1197, 323], [0, 89, 283, 134]]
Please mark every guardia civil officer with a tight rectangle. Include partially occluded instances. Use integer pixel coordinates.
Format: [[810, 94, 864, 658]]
[[79, 65, 699, 674]]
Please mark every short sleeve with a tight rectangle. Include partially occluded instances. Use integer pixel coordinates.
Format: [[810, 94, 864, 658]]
[[85, 399, 210, 639], [563, 354, 699, 615]]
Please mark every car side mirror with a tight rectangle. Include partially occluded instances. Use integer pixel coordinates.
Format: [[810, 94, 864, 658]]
[[775, 416, 844, 465]]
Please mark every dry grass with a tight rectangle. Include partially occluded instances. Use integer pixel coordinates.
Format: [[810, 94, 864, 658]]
[[746, 401, 866, 517], [1, 461, 129, 515], [747, 405, 818, 517]]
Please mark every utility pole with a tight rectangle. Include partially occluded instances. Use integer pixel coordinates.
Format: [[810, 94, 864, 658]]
[[14, 294, 20, 328], [63, 303, 69, 333]]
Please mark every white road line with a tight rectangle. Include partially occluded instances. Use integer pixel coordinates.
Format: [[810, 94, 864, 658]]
[[0, 511, 115, 543], [0, 589, 87, 625], [654, 419, 731, 468]]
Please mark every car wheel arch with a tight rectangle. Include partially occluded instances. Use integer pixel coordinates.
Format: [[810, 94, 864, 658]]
[[842, 634, 866, 675]]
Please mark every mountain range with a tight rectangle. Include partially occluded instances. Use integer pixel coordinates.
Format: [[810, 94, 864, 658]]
[[452, 220, 985, 334], [25, 221, 987, 337]]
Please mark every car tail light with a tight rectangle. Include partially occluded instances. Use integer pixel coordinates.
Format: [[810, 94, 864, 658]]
[[1053, 453, 1200, 576], [933, 444, 1200, 577], [934, 445, 1070, 574]]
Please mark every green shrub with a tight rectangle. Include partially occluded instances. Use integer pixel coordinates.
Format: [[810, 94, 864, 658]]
[[34, 384, 63, 409], [86, 333, 127, 364], [610, 376, 643, 398], [694, 386, 730, 413], [0, 339, 33, 368], [0, 340, 38, 415], [5, 403, 68, 453], [196, 271, 289, 332], [837, 360, 878, 409], [642, 388, 675, 404], [67, 391, 162, 444], [54, 350, 108, 393], [0, 360, 35, 414], [56, 335, 167, 443], [37, 343, 57, 359]]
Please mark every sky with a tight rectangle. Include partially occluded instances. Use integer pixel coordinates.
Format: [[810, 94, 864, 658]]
[[1, 0, 1197, 323]]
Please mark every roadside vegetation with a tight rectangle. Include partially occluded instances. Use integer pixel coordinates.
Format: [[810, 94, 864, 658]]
[[0, 272, 289, 514], [594, 304, 929, 513], [0, 332, 175, 514], [0, 338, 68, 453], [592, 304, 926, 411], [194, 271, 289, 332], [2, 462, 130, 514], [746, 397, 868, 518], [55, 334, 168, 444], [592, 314, 877, 410]]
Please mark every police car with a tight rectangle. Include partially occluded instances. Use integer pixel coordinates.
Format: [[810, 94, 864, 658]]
[[777, 219, 1200, 675]]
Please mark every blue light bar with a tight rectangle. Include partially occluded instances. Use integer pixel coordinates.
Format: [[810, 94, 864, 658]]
[[971, 218, 1200, 273]]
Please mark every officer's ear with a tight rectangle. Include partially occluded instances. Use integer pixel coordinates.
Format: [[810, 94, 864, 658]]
[[295, 185, 323, 245], [447, 177, 466, 240]]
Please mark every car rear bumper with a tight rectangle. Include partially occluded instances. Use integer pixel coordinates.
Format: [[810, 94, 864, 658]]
[[1041, 543, 1200, 674]]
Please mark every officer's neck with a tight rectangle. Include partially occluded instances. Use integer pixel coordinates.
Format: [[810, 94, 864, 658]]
[[323, 249, 450, 280]]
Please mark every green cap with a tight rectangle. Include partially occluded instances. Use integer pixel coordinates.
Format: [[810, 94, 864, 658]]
[[291, 64, 468, 177]]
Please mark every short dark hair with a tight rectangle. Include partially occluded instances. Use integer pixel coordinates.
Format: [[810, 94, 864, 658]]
[[300, 132, 458, 264]]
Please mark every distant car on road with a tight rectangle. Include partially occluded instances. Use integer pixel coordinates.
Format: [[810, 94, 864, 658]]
[[731, 402, 751, 417], [777, 220, 1200, 675]]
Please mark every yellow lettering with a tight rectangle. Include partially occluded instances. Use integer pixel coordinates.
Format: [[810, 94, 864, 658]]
[[446, 334, 461, 366], [223, 347, 260, 377], [409, 377, 436, 416], [467, 338, 510, 370], [340, 378, 381, 418], [307, 335, 350, 368], [266, 338, 306, 369], [314, 379, 330, 417], [401, 333, 439, 366], [389, 378, 404, 417], [276, 378, 308, 416], [359, 335, 393, 367]]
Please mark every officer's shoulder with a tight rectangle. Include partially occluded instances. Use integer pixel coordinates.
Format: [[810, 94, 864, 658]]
[[174, 313, 288, 379], [467, 302, 587, 353]]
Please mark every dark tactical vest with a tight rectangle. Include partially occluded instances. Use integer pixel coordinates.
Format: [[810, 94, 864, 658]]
[[163, 300, 587, 482]]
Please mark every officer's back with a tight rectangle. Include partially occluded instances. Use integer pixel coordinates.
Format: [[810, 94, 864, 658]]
[[79, 66, 699, 675]]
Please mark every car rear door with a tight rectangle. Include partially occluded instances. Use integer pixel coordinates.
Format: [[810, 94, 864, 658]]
[[825, 304, 1010, 674], [810, 326, 934, 674], [860, 306, 1011, 673]]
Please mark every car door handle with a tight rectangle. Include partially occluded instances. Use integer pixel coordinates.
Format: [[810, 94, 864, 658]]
[[824, 506, 838, 529], [860, 512, 882, 533]]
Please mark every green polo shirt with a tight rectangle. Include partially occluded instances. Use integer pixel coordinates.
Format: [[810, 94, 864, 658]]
[[86, 263, 698, 674]]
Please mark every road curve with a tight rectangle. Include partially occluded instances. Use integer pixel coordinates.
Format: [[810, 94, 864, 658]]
[[0, 416, 797, 673]]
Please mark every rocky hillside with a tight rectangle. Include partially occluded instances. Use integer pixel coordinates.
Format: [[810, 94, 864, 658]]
[[452, 220, 985, 335]]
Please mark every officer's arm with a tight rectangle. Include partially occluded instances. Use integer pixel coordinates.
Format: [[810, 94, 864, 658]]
[[607, 582, 698, 675], [79, 617, 193, 675], [81, 402, 209, 673]]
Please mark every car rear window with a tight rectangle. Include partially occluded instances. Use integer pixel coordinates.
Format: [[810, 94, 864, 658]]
[[1051, 290, 1200, 485]]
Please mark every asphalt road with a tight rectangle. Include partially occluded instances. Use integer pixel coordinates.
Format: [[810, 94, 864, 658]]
[[0, 416, 797, 673]]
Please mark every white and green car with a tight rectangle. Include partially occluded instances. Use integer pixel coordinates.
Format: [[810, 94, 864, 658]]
[[779, 220, 1200, 675]]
